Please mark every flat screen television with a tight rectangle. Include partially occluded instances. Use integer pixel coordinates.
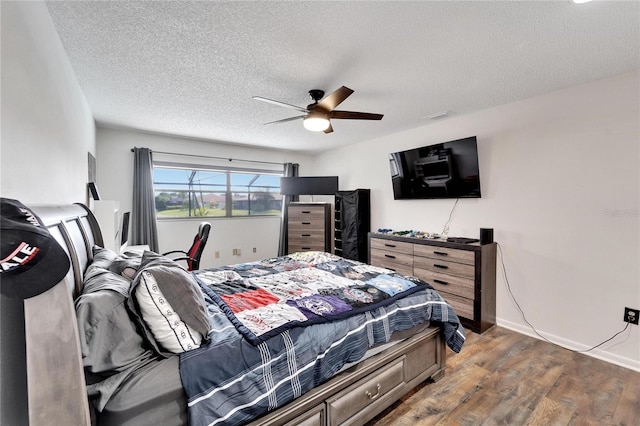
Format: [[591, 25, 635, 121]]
[[280, 176, 339, 196], [389, 136, 481, 199]]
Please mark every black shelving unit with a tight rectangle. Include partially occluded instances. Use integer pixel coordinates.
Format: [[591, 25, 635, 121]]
[[334, 189, 370, 262]]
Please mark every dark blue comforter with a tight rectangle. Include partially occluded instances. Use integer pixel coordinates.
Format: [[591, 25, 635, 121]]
[[180, 252, 465, 426]]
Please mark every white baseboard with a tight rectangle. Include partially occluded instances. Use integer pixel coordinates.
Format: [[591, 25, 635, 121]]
[[497, 318, 640, 373]]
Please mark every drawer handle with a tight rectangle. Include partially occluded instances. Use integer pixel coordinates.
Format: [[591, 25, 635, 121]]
[[434, 251, 448, 256], [301, 222, 311, 225], [302, 234, 311, 237], [302, 247, 311, 250], [364, 384, 381, 400], [301, 211, 311, 214], [384, 254, 396, 259], [384, 243, 396, 248], [434, 264, 449, 270], [434, 279, 449, 285]]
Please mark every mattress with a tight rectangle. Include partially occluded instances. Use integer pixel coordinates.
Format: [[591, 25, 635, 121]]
[[97, 322, 429, 426], [99, 357, 186, 426]]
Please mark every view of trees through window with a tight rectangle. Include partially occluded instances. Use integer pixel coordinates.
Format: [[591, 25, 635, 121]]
[[153, 167, 282, 218]]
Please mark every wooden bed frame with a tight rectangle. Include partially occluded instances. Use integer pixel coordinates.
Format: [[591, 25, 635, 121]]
[[26, 203, 446, 426]]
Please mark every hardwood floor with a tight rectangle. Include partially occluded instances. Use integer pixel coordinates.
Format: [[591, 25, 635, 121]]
[[367, 326, 639, 426]]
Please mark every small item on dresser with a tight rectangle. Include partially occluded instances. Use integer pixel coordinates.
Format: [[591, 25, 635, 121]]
[[0, 198, 70, 299], [480, 228, 494, 244], [446, 237, 480, 244]]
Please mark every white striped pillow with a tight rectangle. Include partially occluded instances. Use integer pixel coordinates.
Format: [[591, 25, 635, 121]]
[[135, 270, 203, 353]]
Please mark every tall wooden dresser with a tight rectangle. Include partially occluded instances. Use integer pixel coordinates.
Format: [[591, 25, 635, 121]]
[[369, 233, 496, 333], [286, 203, 331, 254]]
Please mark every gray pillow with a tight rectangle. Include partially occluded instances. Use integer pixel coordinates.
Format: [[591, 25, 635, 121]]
[[127, 251, 211, 357], [76, 249, 157, 410], [87, 246, 141, 292]]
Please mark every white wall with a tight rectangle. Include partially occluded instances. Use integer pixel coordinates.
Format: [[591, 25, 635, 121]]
[[0, 2, 95, 425], [0, 1, 95, 204], [312, 72, 640, 371], [96, 127, 314, 268]]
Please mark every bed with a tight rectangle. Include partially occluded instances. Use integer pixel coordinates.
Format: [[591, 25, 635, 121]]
[[26, 203, 465, 426]]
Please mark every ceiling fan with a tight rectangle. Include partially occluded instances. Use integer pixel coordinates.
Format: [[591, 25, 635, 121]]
[[253, 86, 383, 134]]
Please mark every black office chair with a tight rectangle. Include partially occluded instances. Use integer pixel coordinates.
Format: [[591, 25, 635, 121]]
[[163, 222, 211, 271]]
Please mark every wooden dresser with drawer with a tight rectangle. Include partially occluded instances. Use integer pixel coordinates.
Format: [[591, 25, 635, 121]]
[[286, 203, 331, 254], [368, 233, 496, 333]]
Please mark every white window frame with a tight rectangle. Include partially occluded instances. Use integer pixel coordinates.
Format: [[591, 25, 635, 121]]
[[153, 161, 284, 219]]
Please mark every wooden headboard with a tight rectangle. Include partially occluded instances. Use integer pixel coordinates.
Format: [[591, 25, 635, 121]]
[[32, 203, 104, 296], [22, 203, 104, 425]]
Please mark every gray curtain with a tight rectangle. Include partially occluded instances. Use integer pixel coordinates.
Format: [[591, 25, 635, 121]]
[[277, 162, 299, 256], [131, 147, 159, 252]]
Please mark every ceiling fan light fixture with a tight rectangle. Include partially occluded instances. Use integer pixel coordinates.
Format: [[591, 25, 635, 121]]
[[303, 114, 330, 132], [254, 86, 382, 134]]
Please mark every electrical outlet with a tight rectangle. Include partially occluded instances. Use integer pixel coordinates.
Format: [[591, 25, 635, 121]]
[[253, 247, 257, 253], [624, 307, 639, 325], [215, 251, 220, 259]]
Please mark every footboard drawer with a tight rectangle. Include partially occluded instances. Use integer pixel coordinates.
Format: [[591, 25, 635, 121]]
[[283, 404, 325, 426], [246, 327, 445, 426], [326, 357, 406, 426]]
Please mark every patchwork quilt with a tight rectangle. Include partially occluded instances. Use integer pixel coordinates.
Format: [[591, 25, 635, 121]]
[[194, 251, 446, 345], [181, 252, 466, 425]]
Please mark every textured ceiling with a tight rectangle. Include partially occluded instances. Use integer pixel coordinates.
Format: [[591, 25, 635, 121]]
[[45, 1, 639, 153]]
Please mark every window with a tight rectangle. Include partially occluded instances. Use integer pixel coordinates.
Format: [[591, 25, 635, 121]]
[[153, 166, 283, 218]]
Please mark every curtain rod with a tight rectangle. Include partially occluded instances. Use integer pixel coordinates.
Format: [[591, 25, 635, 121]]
[[130, 147, 285, 166]]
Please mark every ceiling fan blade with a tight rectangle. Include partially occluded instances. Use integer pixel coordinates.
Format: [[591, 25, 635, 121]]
[[330, 110, 384, 120], [263, 115, 305, 125], [316, 86, 354, 111], [253, 96, 308, 113], [323, 122, 334, 134]]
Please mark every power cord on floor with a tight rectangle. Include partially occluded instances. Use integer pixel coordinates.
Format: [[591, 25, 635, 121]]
[[496, 242, 631, 353]]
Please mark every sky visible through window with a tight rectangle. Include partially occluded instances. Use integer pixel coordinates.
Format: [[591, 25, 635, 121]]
[[154, 169, 280, 190]]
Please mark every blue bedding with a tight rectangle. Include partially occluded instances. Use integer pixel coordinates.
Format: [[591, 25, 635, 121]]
[[180, 252, 465, 426]]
